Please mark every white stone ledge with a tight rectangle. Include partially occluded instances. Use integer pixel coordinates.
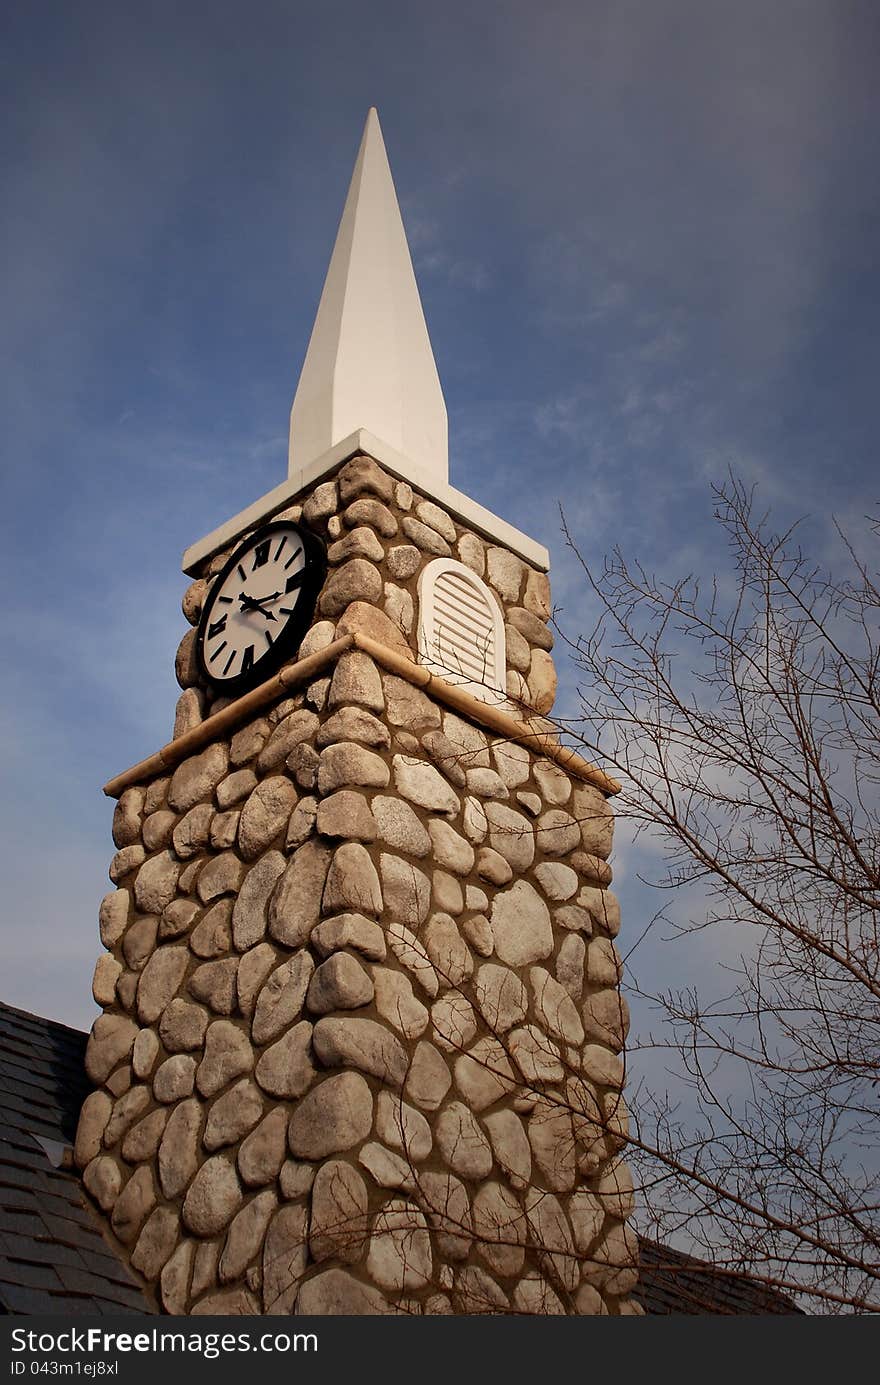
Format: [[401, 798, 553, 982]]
[[181, 429, 550, 575]]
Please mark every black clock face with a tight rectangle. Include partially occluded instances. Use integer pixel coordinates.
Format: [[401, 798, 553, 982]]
[[196, 521, 325, 696]]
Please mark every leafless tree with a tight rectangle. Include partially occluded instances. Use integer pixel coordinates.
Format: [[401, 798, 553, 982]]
[[558, 475, 880, 1313]]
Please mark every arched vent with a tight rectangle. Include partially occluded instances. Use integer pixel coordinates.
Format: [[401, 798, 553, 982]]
[[417, 557, 506, 704]]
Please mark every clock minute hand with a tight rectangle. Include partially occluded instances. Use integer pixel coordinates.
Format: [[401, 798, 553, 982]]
[[238, 592, 279, 620]]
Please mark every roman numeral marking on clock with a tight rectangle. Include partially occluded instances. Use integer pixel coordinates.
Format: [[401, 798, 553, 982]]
[[241, 645, 255, 675], [283, 546, 303, 570], [218, 595, 233, 604], [285, 569, 306, 594], [209, 640, 227, 663], [237, 563, 247, 581], [222, 649, 236, 675], [273, 537, 286, 561], [252, 540, 271, 570], [208, 615, 227, 639], [265, 629, 274, 647]]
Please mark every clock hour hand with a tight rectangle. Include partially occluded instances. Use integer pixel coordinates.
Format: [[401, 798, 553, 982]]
[[238, 592, 279, 620]]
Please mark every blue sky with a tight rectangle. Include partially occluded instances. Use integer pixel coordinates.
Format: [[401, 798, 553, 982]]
[[2, 0, 878, 1050]]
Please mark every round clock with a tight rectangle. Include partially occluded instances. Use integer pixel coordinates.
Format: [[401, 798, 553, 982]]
[[196, 520, 326, 696]]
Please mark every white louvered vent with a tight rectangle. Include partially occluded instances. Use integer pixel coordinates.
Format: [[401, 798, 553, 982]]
[[417, 558, 506, 704]]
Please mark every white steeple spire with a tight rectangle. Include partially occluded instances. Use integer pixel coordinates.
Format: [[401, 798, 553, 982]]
[[288, 108, 448, 487]]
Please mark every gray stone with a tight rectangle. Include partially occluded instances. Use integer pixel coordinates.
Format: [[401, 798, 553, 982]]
[[344, 496, 398, 536], [386, 543, 421, 579], [534, 862, 578, 902], [134, 852, 181, 916], [92, 953, 123, 1006], [476, 847, 513, 886], [534, 809, 579, 858], [587, 936, 622, 986], [485, 801, 535, 870], [111, 1165, 156, 1245], [375, 1091, 432, 1162], [509, 1024, 564, 1084], [168, 743, 229, 813], [461, 914, 493, 957], [159, 998, 209, 1052], [415, 499, 457, 542], [454, 1037, 516, 1111], [83, 1155, 121, 1211], [237, 1107, 289, 1188], [220, 1188, 278, 1283], [456, 532, 486, 576], [252, 951, 315, 1043], [383, 582, 414, 634], [367, 1198, 432, 1291], [312, 913, 386, 962], [465, 767, 509, 800], [483, 1110, 531, 1191], [571, 784, 614, 858], [322, 842, 383, 917], [319, 558, 382, 617], [286, 795, 318, 848], [269, 841, 332, 946], [298, 620, 336, 659], [556, 933, 586, 1000], [121, 1107, 168, 1163], [462, 795, 489, 843], [295, 1266, 393, 1315], [527, 649, 557, 715], [523, 569, 551, 620], [256, 710, 320, 774], [428, 820, 474, 875], [188, 957, 239, 1014], [512, 1275, 565, 1315], [581, 1220, 639, 1295], [328, 525, 385, 564], [524, 1188, 579, 1292], [75, 1091, 113, 1168], [122, 915, 158, 971], [318, 741, 390, 794], [309, 1161, 369, 1264], [238, 778, 298, 859], [386, 923, 438, 997], [379, 853, 430, 925], [383, 678, 441, 730], [419, 1172, 472, 1261], [204, 1078, 264, 1151], [555, 904, 593, 934], [131, 1028, 159, 1080], [491, 739, 531, 788], [436, 1102, 493, 1179], [504, 622, 531, 673], [216, 768, 258, 812], [401, 515, 450, 556], [170, 804, 211, 860], [527, 1102, 577, 1192], [230, 718, 270, 767], [327, 650, 384, 714], [196, 851, 245, 904], [431, 991, 477, 1054], [473, 1182, 525, 1278], [143, 809, 177, 852], [99, 890, 130, 948], [183, 1156, 243, 1236], [109, 844, 146, 883], [192, 1286, 260, 1314], [372, 797, 431, 855], [473, 963, 528, 1033], [392, 755, 458, 812], [190, 899, 234, 958], [288, 1072, 373, 1160], [131, 1206, 180, 1280], [137, 945, 188, 1024], [317, 706, 390, 749], [516, 790, 542, 816], [338, 454, 393, 503], [568, 1189, 605, 1255], [581, 1043, 625, 1090], [313, 1017, 407, 1087], [302, 478, 338, 522], [153, 1054, 197, 1103], [254, 1021, 315, 1098], [432, 870, 463, 915], [306, 952, 373, 1014], [160, 897, 200, 940], [112, 786, 144, 848], [491, 881, 552, 968], [486, 547, 525, 603], [424, 913, 472, 987], [373, 969, 428, 1039], [197, 1020, 254, 1096], [358, 1142, 413, 1190], [174, 628, 199, 687], [530, 966, 585, 1044], [279, 1160, 316, 1199], [316, 789, 377, 841], [236, 942, 277, 1017], [160, 1239, 194, 1315], [403, 1040, 451, 1111], [304, 679, 330, 712], [582, 988, 629, 1051]]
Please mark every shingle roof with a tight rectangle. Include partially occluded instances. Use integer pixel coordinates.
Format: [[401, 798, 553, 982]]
[[635, 1238, 804, 1315], [0, 1000, 154, 1315]]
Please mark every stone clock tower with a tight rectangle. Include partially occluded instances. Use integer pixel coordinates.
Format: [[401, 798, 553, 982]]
[[76, 110, 639, 1315]]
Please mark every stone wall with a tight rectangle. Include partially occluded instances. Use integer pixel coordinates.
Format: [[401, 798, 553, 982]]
[[77, 455, 639, 1314]]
